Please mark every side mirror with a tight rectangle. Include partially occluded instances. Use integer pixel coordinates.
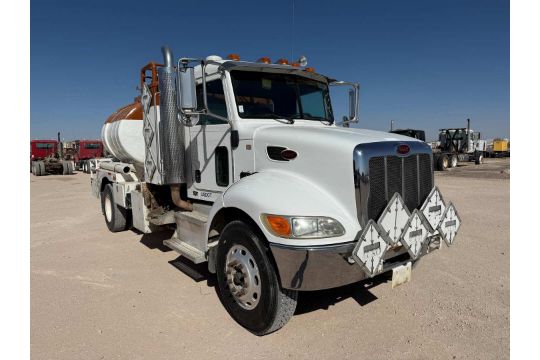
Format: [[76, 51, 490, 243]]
[[348, 89, 356, 120], [330, 81, 359, 127], [177, 62, 197, 111]]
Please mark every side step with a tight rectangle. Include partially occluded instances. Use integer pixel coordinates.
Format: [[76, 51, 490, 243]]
[[163, 237, 206, 264]]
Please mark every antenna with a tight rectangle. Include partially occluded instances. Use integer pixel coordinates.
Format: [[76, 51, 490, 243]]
[[291, 0, 295, 61]]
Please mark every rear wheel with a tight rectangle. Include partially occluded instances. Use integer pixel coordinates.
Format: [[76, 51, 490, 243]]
[[216, 220, 298, 336], [101, 184, 129, 232], [33, 161, 45, 176], [62, 161, 74, 175], [437, 154, 449, 171], [450, 155, 458, 168]]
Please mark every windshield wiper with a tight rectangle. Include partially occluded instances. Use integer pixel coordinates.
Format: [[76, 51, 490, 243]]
[[303, 115, 333, 125], [253, 113, 295, 124]]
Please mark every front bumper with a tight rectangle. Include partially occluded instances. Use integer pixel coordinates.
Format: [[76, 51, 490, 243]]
[[270, 187, 460, 291], [270, 240, 437, 291]]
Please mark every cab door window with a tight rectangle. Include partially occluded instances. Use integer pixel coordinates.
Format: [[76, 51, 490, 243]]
[[196, 80, 228, 125]]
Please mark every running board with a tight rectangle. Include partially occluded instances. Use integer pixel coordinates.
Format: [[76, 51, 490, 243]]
[[163, 237, 206, 264]]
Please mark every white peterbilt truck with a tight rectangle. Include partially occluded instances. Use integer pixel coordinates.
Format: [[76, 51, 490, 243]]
[[91, 47, 461, 335]]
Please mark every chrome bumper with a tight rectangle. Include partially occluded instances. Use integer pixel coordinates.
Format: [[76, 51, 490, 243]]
[[270, 241, 414, 291], [270, 235, 441, 291]]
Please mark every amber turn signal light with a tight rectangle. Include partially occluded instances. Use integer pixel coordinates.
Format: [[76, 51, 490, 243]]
[[263, 215, 291, 237]]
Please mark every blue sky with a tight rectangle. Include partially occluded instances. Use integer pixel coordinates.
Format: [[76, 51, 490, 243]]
[[31, 0, 509, 141]]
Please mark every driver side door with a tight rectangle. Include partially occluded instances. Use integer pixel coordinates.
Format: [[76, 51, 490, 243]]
[[187, 78, 232, 202]]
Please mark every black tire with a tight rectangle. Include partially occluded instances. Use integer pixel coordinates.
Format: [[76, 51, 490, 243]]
[[62, 161, 74, 175], [475, 153, 484, 165], [437, 154, 449, 171], [31, 162, 36, 175], [101, 184, 129, 232], [450, 154, 458, 168], [38, 161, 46, 176], [216, 221, 298, 335]]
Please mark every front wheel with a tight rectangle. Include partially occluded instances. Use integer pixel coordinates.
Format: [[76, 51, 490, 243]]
[[437, 154, 449, 171], [475, 153, 484, 165], [216, 221, 298, 335]]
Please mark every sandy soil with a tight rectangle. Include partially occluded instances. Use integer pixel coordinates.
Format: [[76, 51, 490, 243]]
[[31, 158, 510, 360]]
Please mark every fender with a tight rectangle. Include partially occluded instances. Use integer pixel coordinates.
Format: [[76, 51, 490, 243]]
[[206, 169, 361, 247]]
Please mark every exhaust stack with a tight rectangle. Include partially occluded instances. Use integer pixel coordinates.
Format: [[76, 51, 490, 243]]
[[158, 46, 186, 185]]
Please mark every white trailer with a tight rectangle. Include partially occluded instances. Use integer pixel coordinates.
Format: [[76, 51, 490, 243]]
[[91, 47, 462, 335]]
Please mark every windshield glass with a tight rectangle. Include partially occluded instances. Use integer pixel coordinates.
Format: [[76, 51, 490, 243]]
[[84, 143, 101, 149], [230, 70, 333, 122]]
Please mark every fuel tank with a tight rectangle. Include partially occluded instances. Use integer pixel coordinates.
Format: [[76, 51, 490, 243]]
[[101, 100, 145, 165]]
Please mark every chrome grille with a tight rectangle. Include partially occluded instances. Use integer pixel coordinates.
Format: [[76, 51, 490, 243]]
[[367, 154, 433, 220]]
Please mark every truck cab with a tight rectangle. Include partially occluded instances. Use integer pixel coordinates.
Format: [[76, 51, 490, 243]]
[[91, 47, 462, 335]]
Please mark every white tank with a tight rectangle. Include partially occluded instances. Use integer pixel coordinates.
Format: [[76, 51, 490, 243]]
[[101, 101, 145, 165]]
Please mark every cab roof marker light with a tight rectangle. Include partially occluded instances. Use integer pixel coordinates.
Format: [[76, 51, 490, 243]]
[[226, 53, 240, 61], [257, 57, 272, 64]]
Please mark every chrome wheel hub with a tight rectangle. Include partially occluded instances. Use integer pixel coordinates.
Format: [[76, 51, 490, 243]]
[[225, 245, 261, 310]]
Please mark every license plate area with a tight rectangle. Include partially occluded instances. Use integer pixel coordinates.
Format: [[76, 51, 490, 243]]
[[391, 261, 412, 288]]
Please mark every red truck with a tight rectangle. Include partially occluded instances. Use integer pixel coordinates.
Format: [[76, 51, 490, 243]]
[[30, 138, 74, 176], [31, 134, 105, 176], [68, 140, 104, 173]]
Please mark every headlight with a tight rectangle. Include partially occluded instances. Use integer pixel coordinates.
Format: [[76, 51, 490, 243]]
[[261, 214, 345, 239]]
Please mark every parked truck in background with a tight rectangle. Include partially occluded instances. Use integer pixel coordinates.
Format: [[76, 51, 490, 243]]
[[486, 138, 510, 158], [91, 47, 462, 335], [433, 119, 486, 170], [30, 133, 75, 176], [391, 120, 486, 171], [72, 140, 104, 173]]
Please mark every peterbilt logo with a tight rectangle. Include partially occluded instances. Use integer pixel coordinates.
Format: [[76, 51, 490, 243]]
[[396, 144, 410, 155]]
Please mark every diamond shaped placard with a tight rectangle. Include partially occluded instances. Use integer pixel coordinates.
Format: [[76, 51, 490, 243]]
[[352, 220, 389, 277], [420, 186, 447, 232], [400, 209, 430, 259], [377, 193, 411, 245], [438, 202, 461, 246]]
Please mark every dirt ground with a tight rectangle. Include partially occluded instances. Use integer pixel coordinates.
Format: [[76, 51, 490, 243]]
[[30, 158, 510, 360]]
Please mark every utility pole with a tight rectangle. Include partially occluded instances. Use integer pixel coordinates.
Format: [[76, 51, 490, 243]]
[[390, 120, 395, 131]]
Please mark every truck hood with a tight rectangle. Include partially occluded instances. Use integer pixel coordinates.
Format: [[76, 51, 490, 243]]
[[251, 123, 427, 227], [252, 123, 420, 149]]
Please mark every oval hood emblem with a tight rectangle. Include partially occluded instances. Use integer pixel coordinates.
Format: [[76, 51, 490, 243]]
[[397, 144, 410, 155]]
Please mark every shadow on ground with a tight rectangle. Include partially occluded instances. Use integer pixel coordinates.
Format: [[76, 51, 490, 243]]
[[139, 229, 175, 252], [160, 246, 390, 315]]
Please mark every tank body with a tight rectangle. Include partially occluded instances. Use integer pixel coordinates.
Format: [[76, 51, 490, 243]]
[[101, 101, 145, 165]]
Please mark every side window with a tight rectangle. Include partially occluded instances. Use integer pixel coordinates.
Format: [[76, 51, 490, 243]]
[[196, 80, 228, 125], [215, 146, 229, 187]]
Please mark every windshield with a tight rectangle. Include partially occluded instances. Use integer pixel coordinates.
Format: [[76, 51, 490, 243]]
[[230, 70, 334, 122], [84, 143, 101, 149]]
